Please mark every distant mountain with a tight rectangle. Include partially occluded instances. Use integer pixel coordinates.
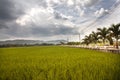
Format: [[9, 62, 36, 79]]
[[0, 39, 67, 45], [45, 40, 67, 44], [0, 40, 43, 45]]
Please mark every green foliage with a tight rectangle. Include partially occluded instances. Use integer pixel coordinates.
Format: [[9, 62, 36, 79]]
[[97, 27, 109, 44], [0, 46, 120, 80], [82, 35, 93, 45], [109, 23, 120, 40], [91, 31, 100, 44], [82, 23, 120, 48], [109, 23, 120, 48], [67, 42, 80, 45]]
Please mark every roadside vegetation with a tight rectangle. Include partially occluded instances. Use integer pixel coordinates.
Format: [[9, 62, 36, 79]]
[[82, 23, 120, 49]]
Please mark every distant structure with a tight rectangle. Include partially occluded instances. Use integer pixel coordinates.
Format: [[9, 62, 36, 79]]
[[79, 33, 81, 43], [67, 37, 69, 43]]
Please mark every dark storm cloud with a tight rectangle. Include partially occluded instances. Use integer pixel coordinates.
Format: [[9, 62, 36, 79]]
[[0, 0, 14, 20], [0, 22, 32, 39], [0, 22, 79, 39], [30, 24, 79, 37], [0, 0, 24, 21], [0, 23, 8, 29], [0, 0, 26, 31]]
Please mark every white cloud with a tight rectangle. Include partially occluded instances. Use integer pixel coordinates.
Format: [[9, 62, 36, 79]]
[[85, 0, 100, 6], [75, 6, 85, 17], [46, 0, 62, 7], [80, 10, 85, 16], [94, 8, 108, 17], [116, 0, 120, 2], [67, 0, 74, 6], [16, 6, 55, 26], [16, 15, 30, 26], [99, 4, 120, 26], [75, 0, 100, 7], [83, 4, 120, 36], [62, 20, 75, 28]]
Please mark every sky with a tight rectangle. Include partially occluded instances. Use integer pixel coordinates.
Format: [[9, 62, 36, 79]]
[[0, 0, 120, 41]]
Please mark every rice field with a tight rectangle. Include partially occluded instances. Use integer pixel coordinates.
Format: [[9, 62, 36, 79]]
[[0, 46, 120, 80]]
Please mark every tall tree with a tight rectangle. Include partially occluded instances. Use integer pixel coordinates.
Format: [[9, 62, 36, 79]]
[[107, 33, 113, 45], [109, 23, 120, 49], [82, 34, 92, 45], [97, 27, 109, 45], [91, 31, 99, 44]]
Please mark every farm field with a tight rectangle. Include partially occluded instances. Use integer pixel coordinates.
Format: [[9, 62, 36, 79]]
[[0, 46, 120, 80]]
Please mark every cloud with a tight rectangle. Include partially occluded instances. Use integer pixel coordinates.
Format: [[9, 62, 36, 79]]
[[74, 0, 100, 7], [30, 24, 79, 37], [16, 6, 56, 26], [54, 11, 73, 20], [0, 0, 119, 41], [0, 3, 79, 40], [0, 0, 15, 20], [83, 0, 99, 7], [0, 0, 24, 21], [0, 21, 79, 40], [94, 8, 109, 17], [0, 22, 9, 29], [67, 0, 74, 6]]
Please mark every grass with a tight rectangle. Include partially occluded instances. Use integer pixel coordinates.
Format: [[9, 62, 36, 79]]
[[0, 46, 120, 80]]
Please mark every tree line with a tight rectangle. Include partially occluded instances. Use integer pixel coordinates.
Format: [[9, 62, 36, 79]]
[[82, 23, 120, 49]]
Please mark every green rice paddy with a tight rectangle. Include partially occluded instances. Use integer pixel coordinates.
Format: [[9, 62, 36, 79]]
[[0, 46, 120, 80]]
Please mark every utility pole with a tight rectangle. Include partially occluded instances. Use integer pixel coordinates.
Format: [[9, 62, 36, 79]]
[[79, 33, 81, 43], [67, 37, 69, 43]]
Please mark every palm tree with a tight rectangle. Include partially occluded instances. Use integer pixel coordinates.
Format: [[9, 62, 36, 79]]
[[82, 34, 93, 45], [97, 27, 109, 45], [91, 31, 99, 44], [107, 33, 113, 45], [82, 36, 89, 45], [109, 23, 120, 49]]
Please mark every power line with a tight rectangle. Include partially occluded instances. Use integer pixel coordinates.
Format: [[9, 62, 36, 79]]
[[79, 1, 120, 34]]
